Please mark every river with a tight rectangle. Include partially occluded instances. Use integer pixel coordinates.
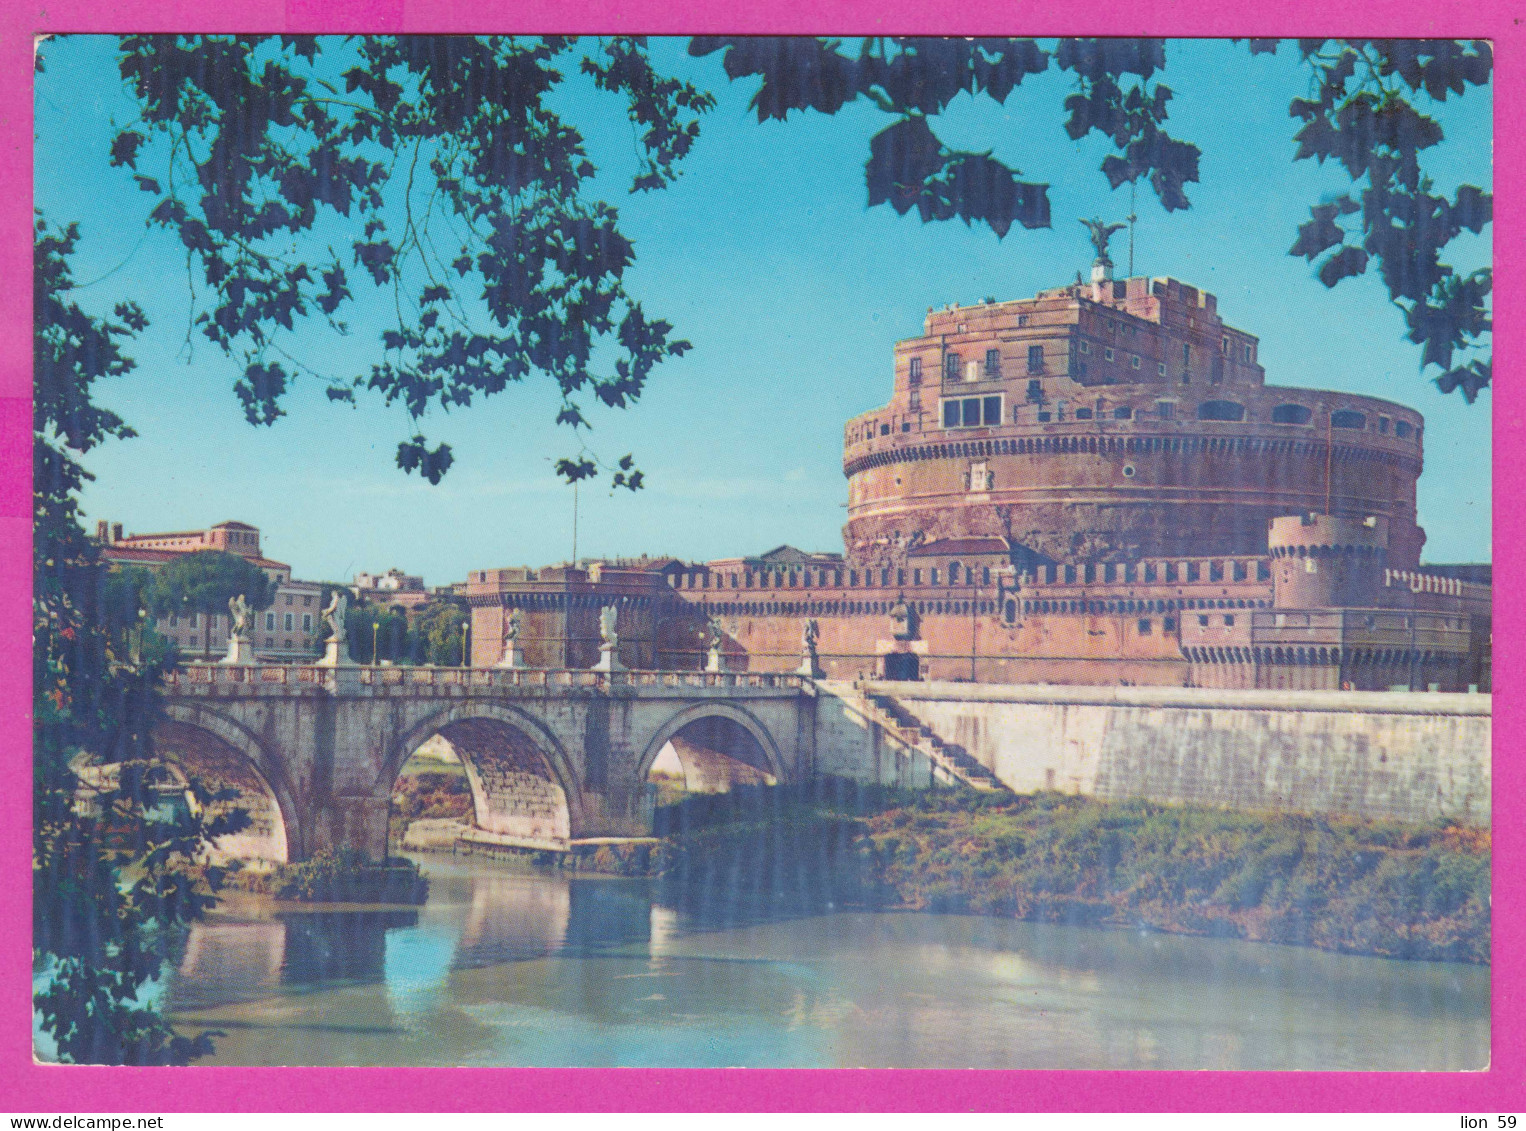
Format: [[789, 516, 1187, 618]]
[[154, 853, 1487, 1070]]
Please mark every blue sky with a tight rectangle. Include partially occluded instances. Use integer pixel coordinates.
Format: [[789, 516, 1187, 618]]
[[34, 37, 1492, 586]]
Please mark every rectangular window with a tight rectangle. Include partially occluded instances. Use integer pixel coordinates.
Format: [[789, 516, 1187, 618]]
[[1233, 561, 1248, 581], [1379, 416, 1390, 434], [265, 612, 275, 630], [985, 348, 1000, 376], [169, 615, 178, 628], [285, 594, 293, 606], [913, 569, 922, 585], [1018, 314, 1029, 327], [1182, 343, 1191, 367], [1105, 347, 1115, 361], [880, 423, 890, 436], [1026, 378, 1042, 402], [1163, 617, 1177, 633], [1157, 401, 1174, 420], [1144, 564, 1157, 583], [1186, 563, 1200, 582], [1079, 340, 1090, 354], [303, 614, 312, 632], [909, 391, 920, 411], [1138, 618, 1152, 635], [284, 612, 294, 631], [1027, 344, 1044, 373], [944, 353, 960, 381], [1036, 411, 1051, 422], [1224, 614, 1235, 627], [1244, 344, 1254, 363], [1158, 362, 1167, 376], [1198, 614, 1209, 627], [943, 396, 1001, 429], [909, 357, 922, 384], [303, 595, 312, 607], [1131, 355, 1141, 369], [1165, 563, 1178, 583]]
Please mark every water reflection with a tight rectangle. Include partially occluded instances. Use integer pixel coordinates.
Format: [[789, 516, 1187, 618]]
[[159, 854, 1489, 1069]]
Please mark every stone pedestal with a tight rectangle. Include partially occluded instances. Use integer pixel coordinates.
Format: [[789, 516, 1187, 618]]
[[592, 643, 624, 672], [706, 645, 724, 673], [221, 635, 256, 665], [317, 638, 355, 668], [495, 641, 526, 669]]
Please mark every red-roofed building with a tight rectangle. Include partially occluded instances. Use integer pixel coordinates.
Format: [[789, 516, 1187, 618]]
[[96, 520, 322, 662]]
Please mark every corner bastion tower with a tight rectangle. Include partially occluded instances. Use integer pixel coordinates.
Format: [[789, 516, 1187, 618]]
[[843, 273, 1426, 569]]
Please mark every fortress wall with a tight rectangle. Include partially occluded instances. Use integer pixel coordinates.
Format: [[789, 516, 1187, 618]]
[[845, 681, 1491, 826]]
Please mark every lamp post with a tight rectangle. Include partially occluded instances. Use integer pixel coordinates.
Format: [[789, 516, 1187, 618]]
[[461, 619, 470, 667], [371, 620, 379, 665]]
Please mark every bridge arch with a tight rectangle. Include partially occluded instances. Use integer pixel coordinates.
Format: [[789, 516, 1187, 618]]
[[385, 702, 583, 846], [154, 703, 298, 863], [636, 701, 786, 794]]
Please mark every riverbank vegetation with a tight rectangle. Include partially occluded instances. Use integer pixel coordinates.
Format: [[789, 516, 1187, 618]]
[[598, 780, 1489, 964], [224, 850, 428, 905]]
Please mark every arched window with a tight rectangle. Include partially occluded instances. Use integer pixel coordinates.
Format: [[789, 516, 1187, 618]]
[[1271, 404, 1312, 425], [1197, 400, 1245, 421], [948, 561, 962, 584], [1331, 409, 1367, 430]]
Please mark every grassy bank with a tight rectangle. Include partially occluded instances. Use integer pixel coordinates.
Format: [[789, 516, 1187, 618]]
[[616, 781, 1489, 964]]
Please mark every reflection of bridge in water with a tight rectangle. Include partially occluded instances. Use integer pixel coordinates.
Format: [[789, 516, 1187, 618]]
[[156, 664, 821, 862]]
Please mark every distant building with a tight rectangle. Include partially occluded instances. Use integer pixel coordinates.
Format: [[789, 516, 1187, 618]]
[[352, 568, 431, 610], [465, 272, 1491, 691], [97, 519, 324, 662]]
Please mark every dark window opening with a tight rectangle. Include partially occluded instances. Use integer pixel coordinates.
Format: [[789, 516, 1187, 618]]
[[880, 423, 890, 436], [1027, 344, 1044, 373], [1138, 618, 1152, 635], [909, 357, 922, 384], [983, 396, 1001, 425], [1074, 407, 1093, 420], [1331, 410, 1367, 430], [1271, 404, 1312, 425], [945, 353, 961, 381], [1113, 405, 1133, 419], [1163, 617, 1177, 632], [1027, 378, 1043, 403], [985, 348, 1000, 376], [1197, 400, 1245, 421], [1395, 420, 1413, 439]]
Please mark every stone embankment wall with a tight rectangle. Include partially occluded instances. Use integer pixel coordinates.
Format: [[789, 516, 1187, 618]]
[[823, 681, 1491, 826]]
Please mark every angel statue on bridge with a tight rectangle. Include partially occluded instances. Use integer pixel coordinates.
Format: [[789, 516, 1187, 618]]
[[323, 590, 349, 644], [599, 604, 619, 648], [227, 593, 251, 639]]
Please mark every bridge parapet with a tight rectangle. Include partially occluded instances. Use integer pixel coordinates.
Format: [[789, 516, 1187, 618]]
[[163, 663, 809, 699]]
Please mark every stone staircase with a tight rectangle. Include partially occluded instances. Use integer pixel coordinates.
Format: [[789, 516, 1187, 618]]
[[862, 691, 1008, 793]]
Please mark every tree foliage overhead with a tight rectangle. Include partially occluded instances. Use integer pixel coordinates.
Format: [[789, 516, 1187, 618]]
[[1271, 39, 1493, 401], [691, 36, 1490, 400], [108, 34, 715, 484], [688, 37, 1200, 236], [34, 217, 244, 1064]]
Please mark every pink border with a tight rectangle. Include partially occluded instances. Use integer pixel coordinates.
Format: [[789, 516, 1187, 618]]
[[3, 1, 1518, 1112]]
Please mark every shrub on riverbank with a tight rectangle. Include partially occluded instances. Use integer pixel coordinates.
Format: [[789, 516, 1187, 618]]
[[646, 781, 1490, 963], [223, 849, 429, 904]]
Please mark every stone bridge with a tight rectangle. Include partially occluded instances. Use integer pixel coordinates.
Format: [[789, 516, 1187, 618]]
[[157, 664, 818, 862]]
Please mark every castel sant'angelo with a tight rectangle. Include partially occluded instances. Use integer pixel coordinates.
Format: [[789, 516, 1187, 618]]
[[467, 233, 1491, 693]]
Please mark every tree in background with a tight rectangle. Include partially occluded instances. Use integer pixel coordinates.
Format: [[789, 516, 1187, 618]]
[[690, 36, 1492, 400], [343, 600, 413, 664], [414, 600, 470, 666], [34, 216, 247, 1064], [148, 549, 275, 660]]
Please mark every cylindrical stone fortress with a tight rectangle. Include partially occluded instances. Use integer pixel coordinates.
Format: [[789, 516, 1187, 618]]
[[843, 276, 1426, 568]]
